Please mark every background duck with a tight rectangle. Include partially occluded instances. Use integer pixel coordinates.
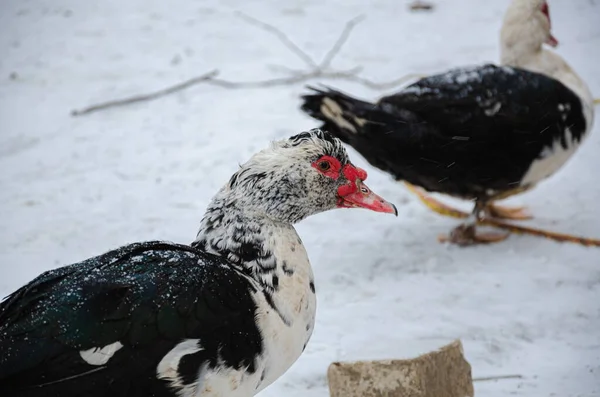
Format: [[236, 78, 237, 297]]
[[300, 0, 595, 245]]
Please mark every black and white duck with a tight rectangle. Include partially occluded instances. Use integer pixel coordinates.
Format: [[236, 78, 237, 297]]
[[0, 129, 396, 397], [300, 0, 596, 246]]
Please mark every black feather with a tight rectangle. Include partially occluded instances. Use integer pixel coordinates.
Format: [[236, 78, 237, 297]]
[[0, 241, 263, 397]]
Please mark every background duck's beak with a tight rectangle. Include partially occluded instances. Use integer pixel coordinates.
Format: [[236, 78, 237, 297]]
[[546, 33, 559, 47], [338, 180, 398, 216]]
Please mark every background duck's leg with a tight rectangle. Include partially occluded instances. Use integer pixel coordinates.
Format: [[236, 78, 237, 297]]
[[404, 183, 506, 244], [406, 182, 533, 220], [594, 98, 600, 105], [404, 182, 600, 246], [438, 200, 510, 246], [404, 182, 467, 219]]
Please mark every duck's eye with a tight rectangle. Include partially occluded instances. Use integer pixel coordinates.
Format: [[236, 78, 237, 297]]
[[318, 160, 331, 171], [312, 155, 341, 179]]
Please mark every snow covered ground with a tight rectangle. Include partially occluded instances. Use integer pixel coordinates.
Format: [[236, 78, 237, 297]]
[[1, 0, 599, 395]]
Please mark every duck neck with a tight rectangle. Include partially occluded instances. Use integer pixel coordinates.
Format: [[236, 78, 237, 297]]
[[192, 191, 311, 292], [500, 43, 541, 70]]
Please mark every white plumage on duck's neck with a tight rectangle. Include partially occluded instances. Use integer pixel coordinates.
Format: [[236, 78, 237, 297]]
[[500, 0, 594, 126]]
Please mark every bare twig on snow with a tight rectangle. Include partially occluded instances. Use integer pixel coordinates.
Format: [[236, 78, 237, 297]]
[[71, 14, 420, 116], [318, 15, 366, 70], [207, 70, 359, 89], [473, 374, 524, 382], [409, 1, 435, 11], [234, 11, 319, 69], [235, 11, 365, 75], [71, 70, 219, 116], [340, 73, 425, 89], [234, 12, 419, 89]]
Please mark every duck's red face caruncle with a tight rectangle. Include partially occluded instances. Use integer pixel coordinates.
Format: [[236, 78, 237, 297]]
[[312, 155, 397, 216]]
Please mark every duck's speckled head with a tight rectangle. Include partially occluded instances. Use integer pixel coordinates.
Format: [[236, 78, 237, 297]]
[[219, 129, 397, 224]]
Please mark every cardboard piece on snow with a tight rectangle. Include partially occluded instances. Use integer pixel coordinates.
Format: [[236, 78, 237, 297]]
[[327, 339, 474, 397]]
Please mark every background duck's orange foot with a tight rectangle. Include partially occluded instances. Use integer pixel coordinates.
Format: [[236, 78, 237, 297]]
[[404, 183, 600, 247], [485, 204, 533, 220], [438, 224, 510, 246]]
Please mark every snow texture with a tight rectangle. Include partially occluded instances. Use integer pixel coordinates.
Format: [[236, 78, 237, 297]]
[[1, 0, 599, 396]]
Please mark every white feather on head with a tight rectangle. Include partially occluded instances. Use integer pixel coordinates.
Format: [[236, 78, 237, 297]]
[[207, 129, 356, 225]]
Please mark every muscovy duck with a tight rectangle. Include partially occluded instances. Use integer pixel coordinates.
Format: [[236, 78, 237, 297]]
[[0, 129, 396, 397], [300, 0, 595, 246]]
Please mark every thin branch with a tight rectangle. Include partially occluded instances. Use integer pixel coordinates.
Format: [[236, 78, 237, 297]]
[[234, 13, 416, 90], [473, 374, 523, 382], [69, 15, 422, 117], [319, 15, 365, 70], [267, 64, 308, 75], [208, 74, 309, 89], [70, 68, 421, 117], [409, 1, 435, 11], [206, 69, 405, 90], [235, 11, 318, 69], [71, 70, 219, 116], [206, 70, 357, 89], [239, 12, 365, 76], [341, 73, 425, 90], [268, 64, 364, 77], [336, 66, 364, 75], [481, 217, 600, 247]]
